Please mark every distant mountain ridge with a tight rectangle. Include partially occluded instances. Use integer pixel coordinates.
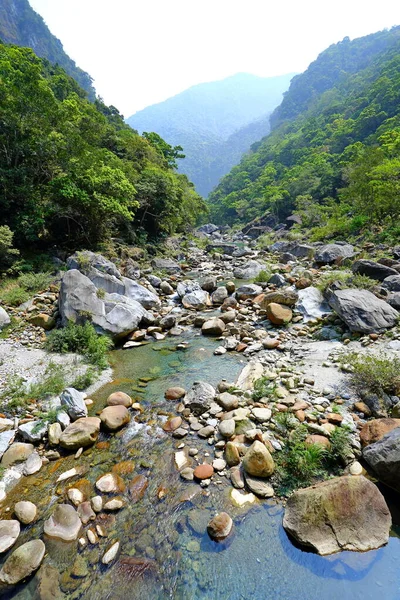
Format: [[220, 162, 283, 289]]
[[0, 0, 95, 99], [127, 72, 294, 196]]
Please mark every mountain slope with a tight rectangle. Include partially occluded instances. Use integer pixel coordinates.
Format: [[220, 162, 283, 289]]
[[0, 0, 95, 99], [0, 41, 205, 251], [127, 73, 294, 196], [208, 25, 400, 239]]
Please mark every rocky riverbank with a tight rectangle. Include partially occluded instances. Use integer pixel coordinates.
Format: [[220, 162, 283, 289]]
[[0, 227, 400, 596]]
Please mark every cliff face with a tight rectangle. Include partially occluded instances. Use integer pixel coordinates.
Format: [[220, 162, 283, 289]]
[[0, 0, 95, 99]]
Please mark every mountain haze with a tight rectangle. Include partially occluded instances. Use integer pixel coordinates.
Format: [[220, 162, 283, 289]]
[[127, 73, 294, 196], [0, 0, 95, 99]]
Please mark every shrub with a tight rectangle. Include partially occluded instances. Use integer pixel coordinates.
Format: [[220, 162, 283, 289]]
[[344, 351, 400, 396], [0, 363, 66, 413], [275, 425, 326, 495], [252, 377, 276, 401], [316, 271, 351, 292], [0, 271, 53, 306], [254, 269, 271, 283], [45, 322, 112, 369], [18, 272, 52, 291], [72, 368, 96, 390], [327, 425, 353, 468], [0, 285, 29, 306], [0, 226, 19, 272], [350, 273, 378, 290]]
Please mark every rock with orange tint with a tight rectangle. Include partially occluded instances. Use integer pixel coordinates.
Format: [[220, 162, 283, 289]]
[[263, 338, 280, 349], [193, 463, 214, 480], [266, 303, 293, 326], [129, 475, 148, 503], [163, 416, 182, 432], [107, 392, 132, 407], [164, 387, 186, 400], [295, 410, 306, 422], [295, 278, 312, 289], [360, 418, 400, 447], [305, 434, 331, 450], [207, 512, 233, 541], [96, 473, 126, 494], [327, 413, 343, 424], [100, 406, 130, 431]]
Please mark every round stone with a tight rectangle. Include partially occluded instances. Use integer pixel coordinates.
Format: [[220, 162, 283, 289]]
[[212, 458, 227, 471], [207, 513, 233, 541], [349, 461, 363, 476], [44, 504, 82, 541], [193, 464, 214, 480], [165, 387, 186, 400], [107, 392, 132, 407], [100, 405, 130, 431], [14, 502, 37, 525]]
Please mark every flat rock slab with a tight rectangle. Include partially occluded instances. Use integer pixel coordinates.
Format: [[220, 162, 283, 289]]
[[283, 475, 391, 555]]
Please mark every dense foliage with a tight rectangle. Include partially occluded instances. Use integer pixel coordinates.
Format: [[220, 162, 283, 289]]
[[0, 42, 206, 253], [208, 26, 400, 240], [127, 73, 294, 197], [0, 0, 95, 99]]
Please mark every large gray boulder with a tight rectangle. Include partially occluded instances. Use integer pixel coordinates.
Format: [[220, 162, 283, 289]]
[[177, 280, 201, 298], [233, 260, 265, 280], [0, 307, 10, 330], [67, 251, 121, 278], [206, 242, 237, 256], [86, 267, 125, 295], [151, 258, 181, 273], [236, 284, 262, 301], [352, 260, 398, 282], [296, 286, 331, 321], [59, 270, 153, 338], [382, 274, 400, 292], [283, 475, 391, 555], [197, 223, 220, 235], [60, 388, 88, 420], [182, 289, 211, 310], [327, 289, 398, 333], [122, 277, 160, 309], [315, 243, 355, 265], [363, 427, 400, 493], [184, 382, 216, 416]]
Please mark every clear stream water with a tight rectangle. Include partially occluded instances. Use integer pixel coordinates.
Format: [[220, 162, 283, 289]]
[[2, 330, 400, 600]]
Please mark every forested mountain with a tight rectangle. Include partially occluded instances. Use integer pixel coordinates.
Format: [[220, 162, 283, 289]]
[[127, 73, 294, 196], [208, 26, 400, 241], [0, 0, 96, 99], [0, 42, 205, 254]]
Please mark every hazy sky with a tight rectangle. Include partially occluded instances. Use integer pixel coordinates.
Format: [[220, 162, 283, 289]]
[[29, 0, 399, 117]]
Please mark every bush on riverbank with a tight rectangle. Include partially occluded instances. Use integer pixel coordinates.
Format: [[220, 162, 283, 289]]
[[45, 322, 112, 369], [344, 351, 400, 396], [274, 421, 353, 496]]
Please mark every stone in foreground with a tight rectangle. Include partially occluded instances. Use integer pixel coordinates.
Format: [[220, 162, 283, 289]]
[[207, 513, 233, 541], [0, 540, 45, 585], [44, 504, 82, 541], [283, 475, 391, 555], [59, 417, 100, 450], [242, 440, 274, 478]]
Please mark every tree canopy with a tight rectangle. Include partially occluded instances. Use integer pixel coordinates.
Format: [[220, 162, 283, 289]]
[[0, 42, 206, 252], [208, 26, 400, 240]]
